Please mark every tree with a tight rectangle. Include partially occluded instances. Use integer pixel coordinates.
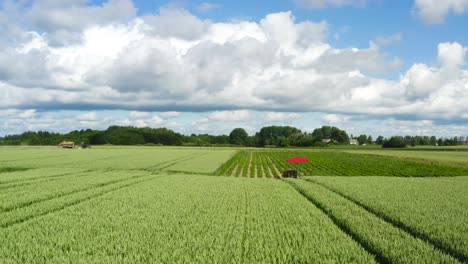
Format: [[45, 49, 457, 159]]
[[357, 135, 368, 145], [375, 136, 385, 145], [312, 126, 349, 144], [382, 136, 407, 148], [255, 126, 301, 147], [229, 128, 248, 145]]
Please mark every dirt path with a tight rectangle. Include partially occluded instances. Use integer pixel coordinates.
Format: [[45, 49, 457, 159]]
[[247, 152, 252, 178], [254, 166, 258, 178], [267, 167, 274, 178], [259, 157, 266, 178], [231, 164, 239, 177], [267, 157, 282, 178]]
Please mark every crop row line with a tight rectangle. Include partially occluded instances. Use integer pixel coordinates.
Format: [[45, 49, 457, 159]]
[[0, 169, 95, 187], [283, 179, 384, 263], [0, 171, 96, 192], [145, 153, 204, 170], [1, 175, 159, 229], [0, 173, 147, 213], [305, 178, 468, 263]]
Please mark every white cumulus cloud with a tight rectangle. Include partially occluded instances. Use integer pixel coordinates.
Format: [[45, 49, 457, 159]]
[[0, 4, 466, 132], [413, 0, 468, 24]]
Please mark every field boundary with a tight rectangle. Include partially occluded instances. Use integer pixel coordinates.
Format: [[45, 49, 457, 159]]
[[304, 178, 467, 263]]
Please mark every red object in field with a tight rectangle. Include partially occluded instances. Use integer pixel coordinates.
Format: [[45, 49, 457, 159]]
[[286, 157, 309, 163]]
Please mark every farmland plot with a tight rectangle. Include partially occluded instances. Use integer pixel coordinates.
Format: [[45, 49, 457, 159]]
[[1, 146, 467, 263], [217, 150, 468, 177], [0, 175, 374, 263], [0, 147, 236, 173]]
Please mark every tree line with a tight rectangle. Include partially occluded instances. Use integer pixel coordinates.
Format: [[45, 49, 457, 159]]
[[0, 125, 466, 148]]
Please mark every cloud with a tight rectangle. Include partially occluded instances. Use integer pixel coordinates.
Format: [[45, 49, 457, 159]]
[[402, 42, 467, 99], [29, 0, 137, 45], [264, 112, 302, 122], [129, 111, 151, 119], [0, 109, 37, 119], [374, 33, 403, 47], [295, 0, 367, 9], [207, 110, 251, 122], [197, 2, 220, 13], [0, 6, 467, 129], [159, 111, 181, 119], [77, 112, 97, 121], [413, 0, 468, 24], [322, 114, 342, 124]]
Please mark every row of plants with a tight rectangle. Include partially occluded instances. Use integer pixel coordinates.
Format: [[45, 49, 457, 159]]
[[217, 150, 468, 177]]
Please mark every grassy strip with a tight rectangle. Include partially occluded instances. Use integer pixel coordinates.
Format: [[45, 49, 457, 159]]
[[284, 179, 459, 263]]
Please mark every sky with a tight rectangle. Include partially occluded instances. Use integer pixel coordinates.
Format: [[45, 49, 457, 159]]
[[1, 0, 468, 138]]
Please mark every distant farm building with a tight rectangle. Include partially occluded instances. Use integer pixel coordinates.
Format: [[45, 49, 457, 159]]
[[58, 141, 75, 149], [350, 139, 358, 145], [322, 139, 331, 144]]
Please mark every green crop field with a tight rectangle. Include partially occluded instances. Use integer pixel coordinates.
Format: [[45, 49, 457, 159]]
[[1, 146, 467, 263], [216, 150, 468, 177]]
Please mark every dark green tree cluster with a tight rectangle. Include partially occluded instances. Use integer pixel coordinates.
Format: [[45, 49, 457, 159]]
[[184, 134, 230, 146], [254, 126, 349, 147], [255, 126, 301, 147], [382, 136, 407, 148], [311, 126, 350, 145], [376, 135, 466, 148], [354, 134, 373, 145], [2, 125, 465, 148], [229, 128, 249, 145], [1, 126, 185, 146]]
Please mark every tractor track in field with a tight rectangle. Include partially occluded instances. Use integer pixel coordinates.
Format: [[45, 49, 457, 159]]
[[145, 153, 205, 171], [47, 154, 129, 167], [0, 170, 94, 191], [0, 175, 160, 229], [157, 153, 207, 170], [304, 178, 468, 263], [0, 173, 148, 213], [0, 154, 65, 163], [0, 170, 95, 189], [283, 179, 387, 264]]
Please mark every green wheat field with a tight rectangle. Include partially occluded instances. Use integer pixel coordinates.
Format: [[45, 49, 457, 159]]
[[1, 146, 467, 263]]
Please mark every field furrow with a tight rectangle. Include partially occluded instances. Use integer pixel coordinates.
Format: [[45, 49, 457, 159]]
[[284, 179, 459, 263], [0, 174, 157, 228]]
